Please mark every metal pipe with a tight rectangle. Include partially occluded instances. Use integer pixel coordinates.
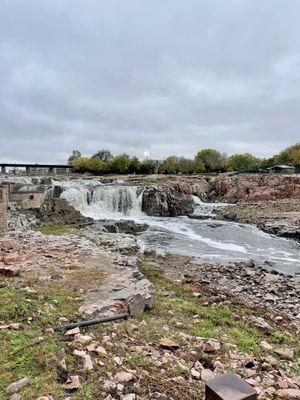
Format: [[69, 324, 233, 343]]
[[54, 313, 129, 332]]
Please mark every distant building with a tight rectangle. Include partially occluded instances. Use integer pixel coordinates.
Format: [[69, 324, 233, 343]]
[[267, 165, 296, 174]]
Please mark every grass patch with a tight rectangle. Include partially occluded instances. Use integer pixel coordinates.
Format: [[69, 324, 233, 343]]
[[230, 327, 259, 353], [35, 225, 73, 236], [191, 328, 218, 339], [199, 306, 233, 326], [141, 262, 165, 278], [270, 330, 293, 346], [0, 286, 79, 400]]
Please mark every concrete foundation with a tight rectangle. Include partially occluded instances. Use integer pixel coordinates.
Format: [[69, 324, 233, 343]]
[[9, 191, 45, 209]]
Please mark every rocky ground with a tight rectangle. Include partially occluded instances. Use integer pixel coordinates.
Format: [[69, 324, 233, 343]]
[[0, 221, 154, 320], [0, 221, 299, 399]]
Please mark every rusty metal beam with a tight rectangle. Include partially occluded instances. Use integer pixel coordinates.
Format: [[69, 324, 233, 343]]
[[54, 313, 129, 332]]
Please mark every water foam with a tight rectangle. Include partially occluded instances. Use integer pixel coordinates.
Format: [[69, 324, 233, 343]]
[[59, 183, 143, 219]]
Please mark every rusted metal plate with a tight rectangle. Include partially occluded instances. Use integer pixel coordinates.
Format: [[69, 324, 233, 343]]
[[205, 373, 258, 400]]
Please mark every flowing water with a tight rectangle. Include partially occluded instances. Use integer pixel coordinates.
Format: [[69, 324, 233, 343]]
[[53, 181, 300, 276], [57, 181, 144, 219]]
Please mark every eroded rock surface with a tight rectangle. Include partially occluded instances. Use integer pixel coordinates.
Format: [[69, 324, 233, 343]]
[[216, 199, 300, 240], [142, 182, 194, 217], [210, 174, 300, 203], [98, 219, 148, 235], [37, 198, 93, 226], [1, 226, 155, 320]]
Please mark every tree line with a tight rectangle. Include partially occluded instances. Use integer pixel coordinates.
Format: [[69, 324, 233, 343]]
[[68, 143, 300, 175]]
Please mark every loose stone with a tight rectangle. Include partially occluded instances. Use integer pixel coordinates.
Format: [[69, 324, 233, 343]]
[[7, 378, 30, 394]]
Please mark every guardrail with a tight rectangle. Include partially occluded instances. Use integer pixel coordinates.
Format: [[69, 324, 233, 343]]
[[232, 168, 300, 175]]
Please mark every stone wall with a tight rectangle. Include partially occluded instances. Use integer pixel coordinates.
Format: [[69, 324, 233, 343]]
[[0, 184, 9, 231], [9, 192, 45, 209]]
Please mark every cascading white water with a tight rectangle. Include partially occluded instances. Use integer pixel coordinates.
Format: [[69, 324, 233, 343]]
[[60, 187, 90, 214], [91, 186, 143, 217], [60, 184, 143, 219]]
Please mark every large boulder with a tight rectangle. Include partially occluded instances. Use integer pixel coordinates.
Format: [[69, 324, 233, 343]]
[[142, 182, 194, 217], [258, 219, 300, 240], [98, 219, 148, 235], [37, 198, 93, 226]]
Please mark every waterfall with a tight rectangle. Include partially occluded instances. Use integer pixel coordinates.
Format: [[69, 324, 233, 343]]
[[91, 186, 143, 216], [58, 183, 144, 219], [60, 187, 90, 214]]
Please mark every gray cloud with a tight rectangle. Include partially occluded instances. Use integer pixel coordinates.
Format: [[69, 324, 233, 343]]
[[0, 0, 299, 163]]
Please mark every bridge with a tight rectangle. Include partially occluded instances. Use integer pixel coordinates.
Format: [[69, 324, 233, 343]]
[[0, 163, 73, 175]]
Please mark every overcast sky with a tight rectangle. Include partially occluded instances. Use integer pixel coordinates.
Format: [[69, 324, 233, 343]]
[[0, 0, 299, 163]]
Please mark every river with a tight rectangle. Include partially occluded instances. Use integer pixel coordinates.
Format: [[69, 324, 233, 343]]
[[52, 180, 300, 277]]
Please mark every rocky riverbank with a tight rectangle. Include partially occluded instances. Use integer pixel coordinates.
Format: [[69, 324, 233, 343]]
[[209, 174, 300, 203], [0, 223, 299, 399], [196, 173, 300, 241], [216, 199, 300, 241]]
